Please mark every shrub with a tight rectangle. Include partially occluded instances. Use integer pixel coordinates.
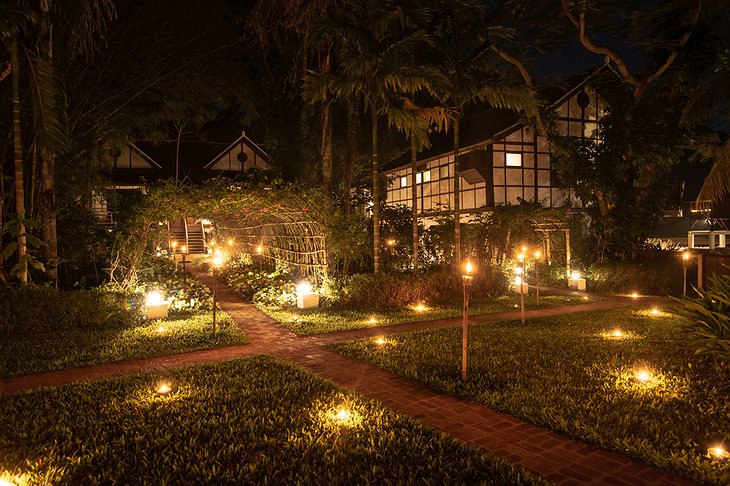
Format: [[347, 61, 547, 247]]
[[587, 255, 683, 295], [672, 273, 730, 361], [127, 256, 213, 315], [0, 286, 140, 335], [328, 269, 508, 309], [220, 260, 296, 306]]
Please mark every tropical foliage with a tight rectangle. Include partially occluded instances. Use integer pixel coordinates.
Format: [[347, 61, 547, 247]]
[[673, 272, 730, 361]]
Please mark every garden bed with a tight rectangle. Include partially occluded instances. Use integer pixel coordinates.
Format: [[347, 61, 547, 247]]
[[0, 356, 543, 485], [328, 306, 730, 485], [264, 294, 596, 335]]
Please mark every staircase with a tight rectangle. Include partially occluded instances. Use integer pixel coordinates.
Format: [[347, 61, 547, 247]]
[[168, 218, 206, 254]]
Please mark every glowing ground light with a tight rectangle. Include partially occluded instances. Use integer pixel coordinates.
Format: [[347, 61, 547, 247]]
[[650, 308, 660, 316], [368, 317, 377, 324], [256, 245, 263, 254], [708, 446, 729, 461], [414, 303, 427, 312], [156, 326, 165, 333], [386, 238, 396, 246], [156, 383, 173, 396], [571, 270, 582, 280], [583, 296, 589, 301], [634, 369, 653, 383], [0, 478, 16, 486], [631, 292, 639, 299], [613, 329, 623, 337], [146, 290, 165, 307], [374, 336, 386, 346], [336, 407, 351, 421]]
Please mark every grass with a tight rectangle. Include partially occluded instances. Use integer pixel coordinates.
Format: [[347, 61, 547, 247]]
[[329, 306, 730, 485], [0, 356, 545, 485], [0, 311, 248, 378], [264, 294, 597, 335]]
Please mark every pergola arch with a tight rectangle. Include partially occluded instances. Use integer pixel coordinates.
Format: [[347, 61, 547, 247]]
[[150, 181, 329, 278]]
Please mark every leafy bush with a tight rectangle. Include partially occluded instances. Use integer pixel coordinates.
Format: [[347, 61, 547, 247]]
[[328, 269, 508, 309], [0, 286, 139, 335], [0, 356, 543, 485], [673, 273, 730, 361], [587, 255, 683, 295], [220, 259, 296, 306], [123, 255, 213, 315]]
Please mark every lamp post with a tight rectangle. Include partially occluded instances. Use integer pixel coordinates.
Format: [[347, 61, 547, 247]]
[[171, 240, 178, 271], [256, 243, 263, 271], [518, 252, 526, 324], [181, 245, 188, 285], [534, 249, 541, 307], [682, 251, 689, 297], [211, 252, 223, 336], [461, 259, 475, 381]]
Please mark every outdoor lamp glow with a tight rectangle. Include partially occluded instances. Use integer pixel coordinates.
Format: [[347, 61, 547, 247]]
[[682, 252, 690, 261], [146, 290, 165, 307], [514, 275, 523, 285], [631, 292, 639, 299], [414, 303, 427, 312], [336, 407, 351, 422], [296, 282, 319, 309], [634, 369, 653, 383], [296, 282, 312, 296], [256, 244, 263, 255], [155, 382, 174, 396], [386, 238, 396, 246], [534, 250, 542, 259], [228, 238, 233, 246], [708, 446, 729, 461], [145, 290, 169, 320], [613, 329, 623, 337], [570, 270, 582, 280], [650, 308, 660, 316]]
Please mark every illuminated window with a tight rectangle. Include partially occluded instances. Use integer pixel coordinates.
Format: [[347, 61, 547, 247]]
[[506, 153, 522, 167], [416, 171, 431, 184], [400, 176, 408, 187], [439, 165, 449, 179]]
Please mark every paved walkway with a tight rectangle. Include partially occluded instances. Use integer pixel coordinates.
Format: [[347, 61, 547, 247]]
[[0, 271, 692, 485]]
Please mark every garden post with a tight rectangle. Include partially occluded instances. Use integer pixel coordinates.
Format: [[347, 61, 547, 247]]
[[461, 262, 474, 381], [519, 255, 525, 324]]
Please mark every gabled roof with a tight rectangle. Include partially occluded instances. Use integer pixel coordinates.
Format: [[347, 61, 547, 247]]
[[128, 142, 163, 169], [203, 132, 269, 170], [384, 67, 608, 172]]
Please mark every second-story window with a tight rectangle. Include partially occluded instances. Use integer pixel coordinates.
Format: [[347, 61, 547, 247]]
[[506, 153, 522, 167]]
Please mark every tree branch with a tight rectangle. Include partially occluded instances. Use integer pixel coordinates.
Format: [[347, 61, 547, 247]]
[[561, 0, 701, 101]]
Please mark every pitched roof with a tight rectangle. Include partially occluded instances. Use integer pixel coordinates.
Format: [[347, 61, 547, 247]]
[[383, 67, 607, 172]]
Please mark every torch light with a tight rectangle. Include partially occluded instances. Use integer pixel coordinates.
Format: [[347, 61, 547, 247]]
[[518, 252, 525, 324], [682, 251, 690, 297], [461, 259, 475, 381]]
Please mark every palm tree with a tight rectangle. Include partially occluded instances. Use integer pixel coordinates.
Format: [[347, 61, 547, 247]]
[[681, 70, 730, 202], [304, 0, 439, 273], [1, 3, 36, 284], [431, 0, 537, 266]]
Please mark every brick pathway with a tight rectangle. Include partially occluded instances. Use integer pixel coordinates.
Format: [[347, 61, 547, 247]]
[[0, 270, 694, 485]]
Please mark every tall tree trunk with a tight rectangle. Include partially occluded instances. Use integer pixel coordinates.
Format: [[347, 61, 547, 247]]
[[175, 129, 182, 182], [0, 138, 6, 283], [39, 0, 58, 282], [452, 117, 461, 267], [320, 43, 333, 192], [343, 99, 358, 216], [410, 131, 418, 272], [370, 99, 380, 273], [11, 35, 28, 285]]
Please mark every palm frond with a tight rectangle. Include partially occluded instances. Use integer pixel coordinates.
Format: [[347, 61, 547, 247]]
[[698, 139, 730, 202], [472, 84, 538, 116], [0, 4, 36, 41], [681, 70, 730, 128], [24, 49, 70, 157]]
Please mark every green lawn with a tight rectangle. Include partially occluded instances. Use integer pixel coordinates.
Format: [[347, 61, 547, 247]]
[[0, 356, 544, 485], [329, 306, 730, 485], [0, 311, 248, 378], [264, 294, 597, 335]]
